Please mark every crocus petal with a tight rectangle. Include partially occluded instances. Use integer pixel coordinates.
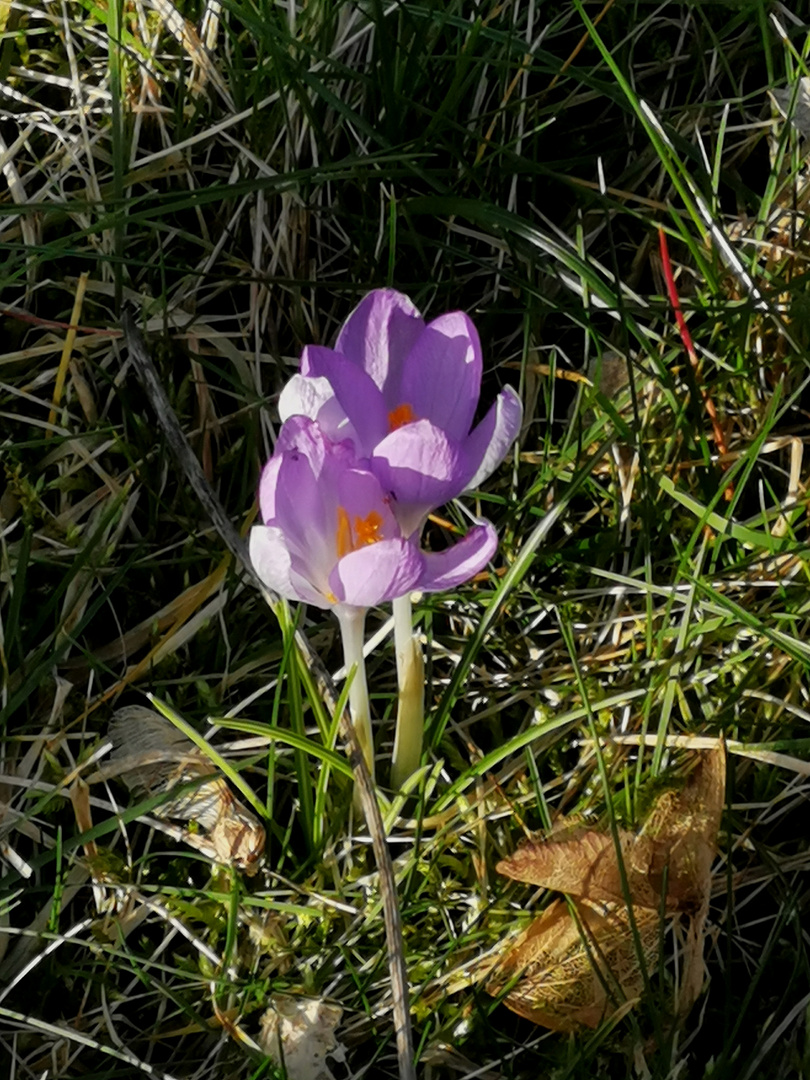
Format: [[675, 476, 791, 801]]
[[262, 453, 330, 546], [249, 525, 330, 608], [259, 423, 329, 544], [419, 522, 498, 592], [461, 385, 524, 492], [257, 455, 284, 523], [335, 289, 424, 390], [261, 419, 367, 588], [274, 414, 328, 471], [299, 344, 341, 379], [274, 415, 357, 479], [372, 420, 464, 535], [330, 538, 424, 607], [399, 312, 482, 440], [278, 372, 334, 421], [296, 349, 389, 453], [278, 373, 351, 435]]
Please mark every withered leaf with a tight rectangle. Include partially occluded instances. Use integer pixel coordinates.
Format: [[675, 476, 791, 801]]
[[497, 746, 726, 913], [640, 745, 726, 911], [258, 995, 344, 1080], [489, 746, 726, 1030], [486, 898, 659, 1032], [496, 825, 663, 910]]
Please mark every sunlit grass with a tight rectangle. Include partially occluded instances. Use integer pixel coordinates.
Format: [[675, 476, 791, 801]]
[[2, 1, 810, 1077]]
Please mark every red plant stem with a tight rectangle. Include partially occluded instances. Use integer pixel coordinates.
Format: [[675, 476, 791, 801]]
[[658, 227, 731, 468]]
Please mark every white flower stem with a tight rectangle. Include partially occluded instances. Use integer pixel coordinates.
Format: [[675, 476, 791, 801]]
[[391, 593, 425, 791], [337, 606, 374, 785]]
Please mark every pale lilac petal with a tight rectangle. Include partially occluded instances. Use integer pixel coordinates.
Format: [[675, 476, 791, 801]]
[[257, 455, 284, 522], [399, 313, 482, 439], [261, 420, 361, 584], [277, 460, 337, 577], [275, 415, 357, 477], [278, 373, 362, 455], [261, 424, 329, 543], [249, 525, 329, 608], [299, 344, 339, 378], [278, 372, 333, 420], [274, 414, 327, 472], [330, 539, 424, 607], [372, 420, 464, 534], [461, 385, 523, 491], [278, 374, 351, 440], [270, 461, 325, 543], [335, 289, 424, 390], [296, 350, 388, 453], [419, 522, 498, 592]]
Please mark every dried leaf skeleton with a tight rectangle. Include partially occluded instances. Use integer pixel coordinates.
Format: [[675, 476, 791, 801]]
[[92, 705, 266, 875]]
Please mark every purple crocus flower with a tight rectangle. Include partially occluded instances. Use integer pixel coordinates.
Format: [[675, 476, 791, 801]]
[[248, 417, 498, 612], [278, 289, 522, 538]]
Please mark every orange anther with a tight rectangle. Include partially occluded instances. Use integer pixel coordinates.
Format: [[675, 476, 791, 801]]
[[353, 510, 384, 546], [388, 403, 416, 430], [336, 506, 352, 559]]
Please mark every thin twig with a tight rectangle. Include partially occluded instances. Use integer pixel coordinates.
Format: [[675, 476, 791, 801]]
[[120, 309, 416, 1080]]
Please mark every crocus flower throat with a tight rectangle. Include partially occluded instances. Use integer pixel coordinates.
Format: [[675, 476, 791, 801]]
[[388, 403, 417, 431], [336, 506, 385, 559]]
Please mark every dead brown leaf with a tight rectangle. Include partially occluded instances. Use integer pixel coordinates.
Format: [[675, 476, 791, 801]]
[[488, 746, 726, 1030], [486, 898, 660, 1031], [496, 824, 663, 909]]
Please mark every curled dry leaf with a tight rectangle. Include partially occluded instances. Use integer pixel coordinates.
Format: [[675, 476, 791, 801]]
[[496, 824, 662, 910], [639, 744, 726, 913], [98, 705, 265, 875], [489, 746, 726, 1030]]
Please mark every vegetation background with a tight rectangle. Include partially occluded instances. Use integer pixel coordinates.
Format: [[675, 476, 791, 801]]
[[2, 0, 810, 1077]]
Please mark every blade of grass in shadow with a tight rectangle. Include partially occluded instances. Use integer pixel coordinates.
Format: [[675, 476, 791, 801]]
[[405, 196, 657, 345], [649, 538, 707, 777], [573, 0, 808, 356], [312, 670, 353, 851], [429, 687, 647, 816], [280, 618, 316, 850], [0, 551, 138, 730], [106, 0, 124, 309]]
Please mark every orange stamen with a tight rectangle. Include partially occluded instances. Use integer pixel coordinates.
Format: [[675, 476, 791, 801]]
[[353, 510, 384, 546], [388, 403, 416, 430], [336, 507, 385, 561], [336, 506, 352, 559]]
